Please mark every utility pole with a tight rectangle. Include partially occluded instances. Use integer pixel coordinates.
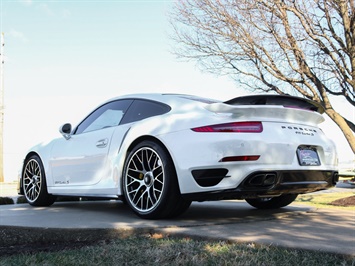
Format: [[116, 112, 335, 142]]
[[0, 33, 4, 182]]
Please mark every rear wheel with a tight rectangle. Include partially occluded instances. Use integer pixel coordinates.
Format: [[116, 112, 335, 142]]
[[245, 194, 298, 209], [123, 140, 189, 219], [23, 155, 56, 206]]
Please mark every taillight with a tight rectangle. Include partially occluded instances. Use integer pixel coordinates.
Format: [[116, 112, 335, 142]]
[[219, 155, 260, 162], [191, 122, 263, 133]]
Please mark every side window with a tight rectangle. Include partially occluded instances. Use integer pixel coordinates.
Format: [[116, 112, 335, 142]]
[[120, 100, 171, 124], [75, 100, 132, 134]]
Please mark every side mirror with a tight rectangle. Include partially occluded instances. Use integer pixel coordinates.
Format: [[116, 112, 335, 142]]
[[59, 123, 72, 140]]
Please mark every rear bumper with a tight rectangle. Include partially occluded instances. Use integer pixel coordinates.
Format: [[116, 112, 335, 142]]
[[183, 170, 338, 201], [160, 122, 338, 195]]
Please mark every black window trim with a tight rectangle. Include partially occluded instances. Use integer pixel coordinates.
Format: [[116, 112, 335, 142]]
[[72, 98, 171, 135], [73, 99, 134, 135]]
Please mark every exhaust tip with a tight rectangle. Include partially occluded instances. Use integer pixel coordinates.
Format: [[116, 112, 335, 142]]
[[245, 172, 277, 187], [332, 172, 339, 185]]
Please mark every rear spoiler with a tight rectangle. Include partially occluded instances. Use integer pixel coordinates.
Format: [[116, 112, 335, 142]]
[[224, 95, 325, 114]]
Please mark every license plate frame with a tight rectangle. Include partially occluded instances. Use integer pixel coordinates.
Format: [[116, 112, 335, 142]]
[[297, 146, 321, 166]]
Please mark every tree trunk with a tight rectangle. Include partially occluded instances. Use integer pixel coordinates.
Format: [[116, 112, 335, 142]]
[[324, 109, 355, 154]]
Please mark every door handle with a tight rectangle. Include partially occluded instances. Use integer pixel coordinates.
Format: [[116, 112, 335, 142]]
[[96, 138, 108, 148]]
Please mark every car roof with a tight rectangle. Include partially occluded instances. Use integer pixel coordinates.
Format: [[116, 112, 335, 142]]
[[105, 93, 220, 107]]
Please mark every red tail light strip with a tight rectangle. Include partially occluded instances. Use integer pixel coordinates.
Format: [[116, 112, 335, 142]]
[[192, 122, 263, 133], [219, 155, 260, 162]]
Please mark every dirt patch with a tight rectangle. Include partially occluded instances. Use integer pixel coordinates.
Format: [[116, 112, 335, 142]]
[[329, 195, 355, 207], [0, 226, 151, 257]]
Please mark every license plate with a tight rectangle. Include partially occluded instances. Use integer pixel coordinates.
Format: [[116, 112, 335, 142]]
[[297, 146, 320, 166]]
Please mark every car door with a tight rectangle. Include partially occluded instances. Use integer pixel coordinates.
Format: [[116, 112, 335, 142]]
[[50, 99, 132, 186]]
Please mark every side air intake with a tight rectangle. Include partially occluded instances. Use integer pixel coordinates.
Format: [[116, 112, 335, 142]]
[[192, 168, 229, 187]]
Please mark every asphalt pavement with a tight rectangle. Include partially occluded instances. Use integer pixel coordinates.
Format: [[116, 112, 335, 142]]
[[0, 183, 354, 256]]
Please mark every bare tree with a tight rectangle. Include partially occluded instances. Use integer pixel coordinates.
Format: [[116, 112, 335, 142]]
[[170, 0, 355, 153]]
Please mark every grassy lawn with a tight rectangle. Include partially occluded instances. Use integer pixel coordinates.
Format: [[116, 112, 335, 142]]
[[295, 191, 355, 210], [0, 235, 353, 266]]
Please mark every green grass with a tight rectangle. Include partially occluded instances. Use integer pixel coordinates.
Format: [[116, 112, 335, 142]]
[[0, 235, 353, 266], [295, 192, 355, 210]]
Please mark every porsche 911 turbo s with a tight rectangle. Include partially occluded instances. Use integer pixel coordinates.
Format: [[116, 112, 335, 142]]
[[18, 93, 338, 219]]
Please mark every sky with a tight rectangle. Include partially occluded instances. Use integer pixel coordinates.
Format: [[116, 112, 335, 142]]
[[0, 0, 354, 181]]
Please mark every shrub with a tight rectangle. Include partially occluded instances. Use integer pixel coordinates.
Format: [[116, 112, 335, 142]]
[[17, 196, 27, 204], [0, 197, 14, 205]]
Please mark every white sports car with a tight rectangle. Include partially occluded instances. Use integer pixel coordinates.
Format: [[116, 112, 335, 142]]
[[18, 93, 338, 219]]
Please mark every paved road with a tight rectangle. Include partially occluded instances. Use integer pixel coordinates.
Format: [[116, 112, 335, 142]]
[[0, 199, 354, 256]]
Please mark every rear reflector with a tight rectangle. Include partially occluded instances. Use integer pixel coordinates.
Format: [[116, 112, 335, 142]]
[[219, 155, 260, 162], [192, 122, 263, 133]]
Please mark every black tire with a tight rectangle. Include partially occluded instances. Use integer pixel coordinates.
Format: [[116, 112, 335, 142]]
[[165, 198, 192, 218], [245, 194, 298, 209], [122, 140, 188, 219], [22, 155, 56, 206]]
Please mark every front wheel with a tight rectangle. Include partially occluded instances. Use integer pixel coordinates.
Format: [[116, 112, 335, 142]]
[[22, 155, 56, 206], [122, 140, 188, 219], [245, 194, 298, 209]]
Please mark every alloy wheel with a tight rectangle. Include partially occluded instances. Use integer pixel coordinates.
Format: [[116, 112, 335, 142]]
[[23, 159, 42, 203], [125, 147, 165, 213]]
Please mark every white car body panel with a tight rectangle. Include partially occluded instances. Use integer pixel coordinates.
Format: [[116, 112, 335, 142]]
[[50, 127, 115, 186]]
